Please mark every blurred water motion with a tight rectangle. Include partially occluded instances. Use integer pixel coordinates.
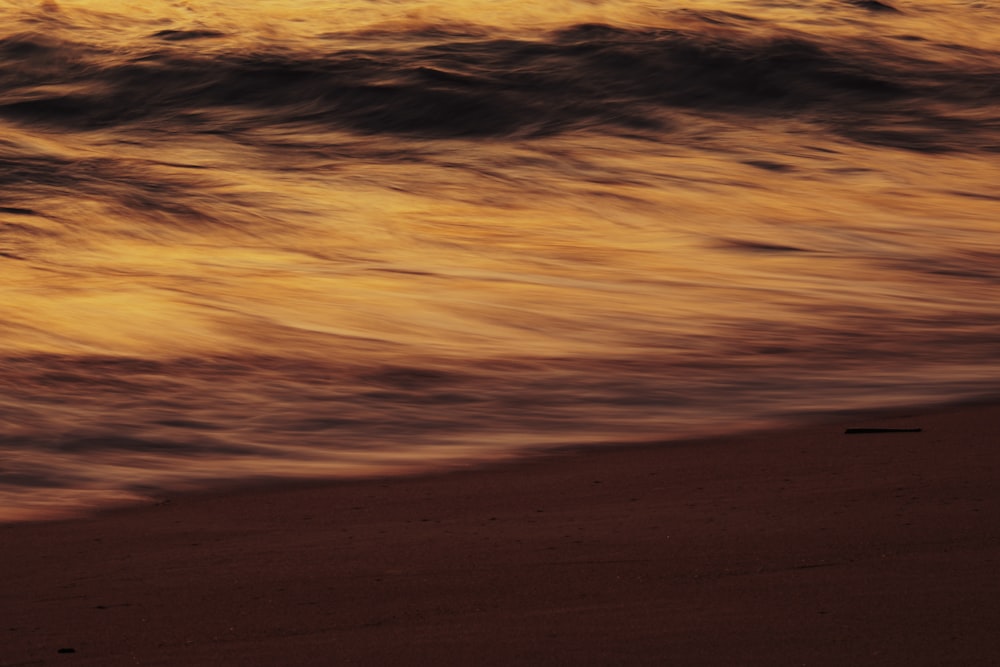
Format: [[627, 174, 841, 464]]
[[1, 0, 999, 520]]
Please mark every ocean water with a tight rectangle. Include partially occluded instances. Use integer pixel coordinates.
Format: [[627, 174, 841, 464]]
[[1, 0, 999, 521]]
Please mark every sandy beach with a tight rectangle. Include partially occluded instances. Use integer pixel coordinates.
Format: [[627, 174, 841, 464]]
[[2, 401, 998, 666]]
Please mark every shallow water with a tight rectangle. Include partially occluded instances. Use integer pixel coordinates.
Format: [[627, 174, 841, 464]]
[[1, 0, 999, 520]]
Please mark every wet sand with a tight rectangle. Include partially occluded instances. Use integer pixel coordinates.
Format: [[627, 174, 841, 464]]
[[2, 402, 999, 666]]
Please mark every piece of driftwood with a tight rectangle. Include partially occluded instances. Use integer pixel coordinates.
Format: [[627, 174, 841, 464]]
[[844, 427, 922, 434]]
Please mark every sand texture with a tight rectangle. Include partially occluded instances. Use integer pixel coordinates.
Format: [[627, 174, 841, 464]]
[[2, 402, 999, 666]]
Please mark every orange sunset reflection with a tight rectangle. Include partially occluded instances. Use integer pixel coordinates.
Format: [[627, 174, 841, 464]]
[[2, 0, 999, 519]]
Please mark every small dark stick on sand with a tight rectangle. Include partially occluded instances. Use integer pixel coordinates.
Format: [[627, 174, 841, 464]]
[[844, 427, 922, 434]]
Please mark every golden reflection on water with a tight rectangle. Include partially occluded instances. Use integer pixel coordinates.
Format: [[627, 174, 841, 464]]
[[1, 0, 1000, 519], [5, 127, 998, 358]]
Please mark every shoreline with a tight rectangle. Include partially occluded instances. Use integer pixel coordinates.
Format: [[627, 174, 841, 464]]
[[9, 391, 1000, 528], [3, 399, 999, 665]]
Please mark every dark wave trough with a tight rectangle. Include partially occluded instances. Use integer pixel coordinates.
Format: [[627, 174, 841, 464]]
[[0, 20, 998, 148]]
